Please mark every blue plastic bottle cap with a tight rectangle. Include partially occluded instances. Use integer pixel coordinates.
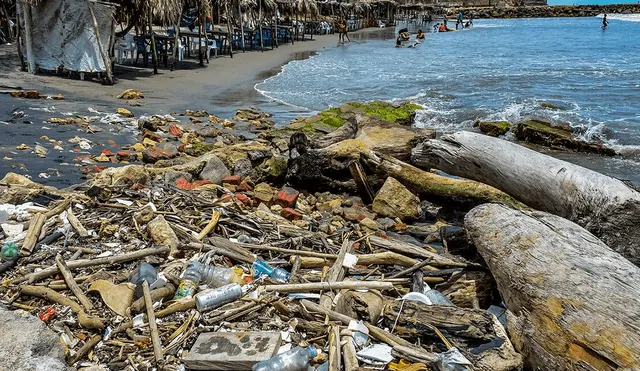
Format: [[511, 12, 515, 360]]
[[307, 346, 317, 358]]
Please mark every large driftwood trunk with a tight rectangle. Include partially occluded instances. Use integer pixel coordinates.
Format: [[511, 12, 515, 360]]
[[413, 131, 640, 265], [465, 203, 640, 370], [383, 301, 522, 371]]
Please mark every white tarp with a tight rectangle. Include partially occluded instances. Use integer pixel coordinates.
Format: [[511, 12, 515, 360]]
[[24, 0, 115, 72]]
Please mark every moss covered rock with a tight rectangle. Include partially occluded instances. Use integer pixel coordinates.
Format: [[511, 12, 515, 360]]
[[478, 121, 511, 137], [514, 120, 616, 156], [344, 101, 422, 125]]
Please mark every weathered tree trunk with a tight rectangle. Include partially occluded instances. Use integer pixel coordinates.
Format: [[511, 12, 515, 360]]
[[465, 203, 640, 370], [360, 150, 525, 208], [384, 301, 522, 371], [21, 1, 36, 74], [413, 131, 640, 265]]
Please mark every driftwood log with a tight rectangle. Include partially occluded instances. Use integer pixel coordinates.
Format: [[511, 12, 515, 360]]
[[413, 131, 640, 264], [465, 204, 640, 370]]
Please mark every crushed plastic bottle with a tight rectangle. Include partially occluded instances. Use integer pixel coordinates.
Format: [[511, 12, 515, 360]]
[[436, 347, 473, 371], [194, 283, 242, 312], [252, 346, 317, 371], [252, 259, 290, 283], [1, 242, 18, 261], [130, 262, 158, 300], [423, 283, 454, 306], [174, 261, 203, 299], [201, 265, 239, 288]]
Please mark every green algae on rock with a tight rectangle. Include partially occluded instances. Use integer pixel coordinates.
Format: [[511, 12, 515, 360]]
[[477, 121, 511, 137], [514, 119, 616, 156]]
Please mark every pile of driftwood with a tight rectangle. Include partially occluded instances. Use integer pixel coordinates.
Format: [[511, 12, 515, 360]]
[[0, 101, 639, 371]]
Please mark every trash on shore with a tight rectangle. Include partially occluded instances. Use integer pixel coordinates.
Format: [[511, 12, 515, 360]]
[[0, 101, 638, 371]]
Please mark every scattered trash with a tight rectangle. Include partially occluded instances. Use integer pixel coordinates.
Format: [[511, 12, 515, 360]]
[[252, 345, 317, 371], [194, 283, 243, 312]]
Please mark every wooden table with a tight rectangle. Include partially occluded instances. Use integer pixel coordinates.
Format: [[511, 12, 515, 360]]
[[180, 29, 230, 58]]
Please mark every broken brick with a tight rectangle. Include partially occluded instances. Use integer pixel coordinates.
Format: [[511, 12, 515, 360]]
[[101, 149, 115, 157], [274, 187, 300, 208], [222, 175, 242, 186], [116, 151, 131, 161], [176, 178, 195, 190], [169, 124, 183, 137], [281, 208, 302, 221], [235, 193, 250, 205]]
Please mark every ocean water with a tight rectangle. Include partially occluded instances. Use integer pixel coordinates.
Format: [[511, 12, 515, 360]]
[[256, 16, 640, 184]]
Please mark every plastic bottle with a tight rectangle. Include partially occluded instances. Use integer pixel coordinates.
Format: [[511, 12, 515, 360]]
[[200, 265, 239, 288], [252, 259, 290, 283], [194, 283, 242, 312], [1, 242, 18, 262], [174, 261, 203, 299], [130, 263, 158, 300], [251, 346, 317, 371], [423, 283, 454, 306]]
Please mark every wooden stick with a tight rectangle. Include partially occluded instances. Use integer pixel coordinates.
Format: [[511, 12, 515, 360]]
[[321, 240, 353, 309], [197, 210, 221, 240], [263, 281, 393, 293], [182, 241, 254, 264], [69, 334, 102, 365], [143, 281, 163, 365], [67, 207, 89, 238], [388, 259, 435, 279], [87, 2, 113, 84], [329, 325, 341, 371], [21, 1, 36, 74], [342, 335, 359, 371], [294, 251, 419, 268], [55, 254, 93, 310], [129, 283, 176, 314], [349, 161, 374, 204], [21, 213, 46, 254], [19, 285, 104, 329], [369, 236, 467, 267], [44, 198, 71, 218], [245, 244, 335, 259], [15, 246, 170, 284], [155, 298, 195, 318]]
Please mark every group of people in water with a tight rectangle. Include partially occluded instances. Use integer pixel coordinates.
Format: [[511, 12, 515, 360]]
[[395, 11, 472, 47]]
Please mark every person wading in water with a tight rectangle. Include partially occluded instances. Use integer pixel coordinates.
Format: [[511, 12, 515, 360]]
[[336, 20, 351, 43]]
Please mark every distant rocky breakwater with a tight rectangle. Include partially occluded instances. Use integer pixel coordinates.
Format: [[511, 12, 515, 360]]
[[449, 4, 640, 19]]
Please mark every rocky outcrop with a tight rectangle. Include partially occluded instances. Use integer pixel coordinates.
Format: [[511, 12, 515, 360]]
[[0, 306, 70, 371], [451, 4, 640, 19], [514, 119, 616, 156], [476, 121, 511, 137]]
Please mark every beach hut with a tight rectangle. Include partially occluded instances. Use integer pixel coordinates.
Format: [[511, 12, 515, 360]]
[[15, 0, 117, 83]]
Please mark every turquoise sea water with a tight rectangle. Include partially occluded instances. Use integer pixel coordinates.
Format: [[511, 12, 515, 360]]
[[256, 16, 640, 183]]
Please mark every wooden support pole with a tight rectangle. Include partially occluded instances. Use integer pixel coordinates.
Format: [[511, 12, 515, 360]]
[[224, 0, 234, 57], [55, 254, 94, 311], [88, 2, 113, 84], [143, 281, 164, 365], [148, 11, 158, 73], [14, 0, 25, 71], [21, 0, 35, 74], [171, 6, 183, 71], [342, 335, 359, 371], [238, 1, 245, 51]]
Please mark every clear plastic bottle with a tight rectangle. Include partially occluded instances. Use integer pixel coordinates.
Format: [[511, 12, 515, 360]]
[[130, 262, 158, 300], [252, 259, 290, 283], [424, 283, 454, 306], [201, 265, 239, 288], [174, 261, 203, 299], [237, 234, 260, 244], [194, 283, 242, 312], [252, 346, 317, 371]]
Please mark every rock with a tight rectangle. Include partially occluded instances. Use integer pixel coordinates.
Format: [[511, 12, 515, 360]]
[[274, 187, 300, 208], [514, 119, 616, 156], [91, 165, 150, 187], [335, 290, 384, 323], [0, 307, 69, 370], [147, 215, 179, 256], [142, 143, 178, 163], [359, 217, 378, 231], [199, 155, 230, 184], [440, 225, 473, 259], [0, 173, 45, 204], [477, 121, 510, 137], [117, 89, 143, 99], [116, 150, 131, 161], [183, 141, 216, 157], [233, 158, 253, 178], [372, 177, 421, 221], [116, 108, 134, 117], [252, 156, 287, 183], [376, 217, 396, 231], [185, 109, 208, 117], [254, 183, 274, 205], [234, 108, 271, 122], [164, 170, 192, 185], [281, 208, 302, 221]]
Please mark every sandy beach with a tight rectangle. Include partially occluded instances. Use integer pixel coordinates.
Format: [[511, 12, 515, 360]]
[[0, 31, 353, 116]]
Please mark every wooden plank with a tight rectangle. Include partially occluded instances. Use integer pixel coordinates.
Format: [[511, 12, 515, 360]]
[[183, 332, 282, 370], [20, 213, 46, 255]]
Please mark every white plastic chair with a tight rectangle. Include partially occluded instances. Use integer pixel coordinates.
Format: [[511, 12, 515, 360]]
[[115, 34, 135, 64]]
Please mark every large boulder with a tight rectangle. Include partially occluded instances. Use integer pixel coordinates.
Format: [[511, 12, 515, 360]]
[[198, 155, 230, 184], [476, 121, 511, 137], [0, 307, 70, 370], [0, 173, 46, 204], [372, 177, 421, 221]]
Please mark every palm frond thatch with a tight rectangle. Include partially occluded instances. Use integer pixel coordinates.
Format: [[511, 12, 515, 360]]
[[295, 0, 318, 15]]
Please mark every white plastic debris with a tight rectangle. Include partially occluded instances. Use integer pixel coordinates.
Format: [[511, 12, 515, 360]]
[[342, 252, 358, 268], [348, 320, 370, 347], [356, 343, 394, 365], [436, 347, 473, 371]]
